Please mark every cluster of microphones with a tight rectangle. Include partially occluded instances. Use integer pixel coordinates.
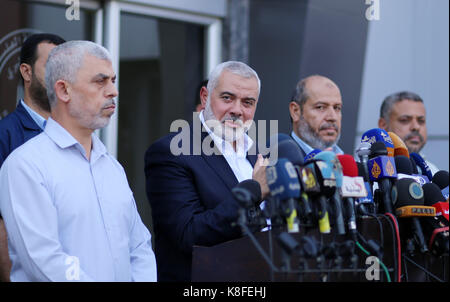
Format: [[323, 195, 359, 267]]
[[232, 128, 448, 279]]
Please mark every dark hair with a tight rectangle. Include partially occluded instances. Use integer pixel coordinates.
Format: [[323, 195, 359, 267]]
[[196, 79, 208, 105], [379, 91, 424, 122], [290, 78, 309, 112], [19, 33, 66, 82]]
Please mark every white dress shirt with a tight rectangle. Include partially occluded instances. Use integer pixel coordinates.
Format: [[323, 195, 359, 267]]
[[0, 118, 156, 281], [199, 111, 254, 182]]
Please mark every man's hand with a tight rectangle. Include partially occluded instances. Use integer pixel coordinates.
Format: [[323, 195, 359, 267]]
[[252, 154, 270, 200]]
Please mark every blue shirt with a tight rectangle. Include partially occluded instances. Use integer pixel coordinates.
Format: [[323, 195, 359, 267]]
[[291, 131, 344, 155], [0, 101, 42, 168], [20, 99, 46, 130], [0, 118, 156, 281]]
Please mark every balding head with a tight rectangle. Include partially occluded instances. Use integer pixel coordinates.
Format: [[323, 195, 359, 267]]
[[289, 75, 343, 149]]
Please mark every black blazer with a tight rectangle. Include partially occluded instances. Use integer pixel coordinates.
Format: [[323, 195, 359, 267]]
[[144, 125, 258, 281]]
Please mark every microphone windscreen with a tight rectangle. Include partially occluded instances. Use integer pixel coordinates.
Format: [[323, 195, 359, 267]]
[[388, 131, 409, 158], [432, 170, 449, 190], [410, 152, 433, 180], [337, 154, 359, 177], [361, 128, 394, 156], [422, 183, 445, 206], [394, 155, 413, 175], [276, 138, 304, 166], [410, 157, 419, 174], [357, 162, 369, 181], [393, 178, 425, 208], [304, 149, 322, 163], [369, 141, 388, 158], [236, 179, 262, 204], [266, 158, 301, 200]]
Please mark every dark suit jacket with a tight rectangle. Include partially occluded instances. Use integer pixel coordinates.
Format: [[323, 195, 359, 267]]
[[144, 125, 258, 281], [0, 102, 42, 168]]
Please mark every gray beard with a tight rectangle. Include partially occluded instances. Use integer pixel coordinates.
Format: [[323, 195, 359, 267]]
[[297, 118, 340, 150]]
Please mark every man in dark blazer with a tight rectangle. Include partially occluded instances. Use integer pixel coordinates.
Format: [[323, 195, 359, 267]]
[[0, 33, 65, 282], [145, 61, 269, 281], [288, 75, 344, 157]]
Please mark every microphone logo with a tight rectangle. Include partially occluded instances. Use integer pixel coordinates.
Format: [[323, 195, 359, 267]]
[[386, 160, 395, 176], [301, 167, 317, 190], [409, 181, 424, 200], [371, 162, 381, 178]]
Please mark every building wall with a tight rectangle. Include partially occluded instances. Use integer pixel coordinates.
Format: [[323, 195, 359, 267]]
[[357, 0, 449, 171]]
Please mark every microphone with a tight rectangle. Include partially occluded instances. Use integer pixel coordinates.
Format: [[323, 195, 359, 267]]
[[355, 141, 371, 183], [304, 149, 322, 163], [356, 162, 375, 214], [337, 154, 368, 240], [421, 183, 449, 255], [301, 160, 333, 234], [410, 152, 433, 181], [232, 179, 266, 232], [395, 155, 430, 186], [388, 131, 410, 158], [423, 183, 449, 223], [368, 142, 397, 214], [274, 138, 313, 221], [410, 157, 419, 174], [267, 133, 303, 167], [361, 128, 395, 157], [393, 178, 433, 253], [315, 151, 346, 235], [266, 159, 301, 233], [432, 170, 449, 200]]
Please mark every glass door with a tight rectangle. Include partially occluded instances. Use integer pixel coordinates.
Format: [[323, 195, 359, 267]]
[[0, 0, 101, 118]]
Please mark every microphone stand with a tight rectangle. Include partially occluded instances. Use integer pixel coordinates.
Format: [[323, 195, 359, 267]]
[[237, 207, 279, 277]]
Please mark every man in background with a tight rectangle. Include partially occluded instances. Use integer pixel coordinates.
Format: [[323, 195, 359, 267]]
[[288, 75, 344, 157], [378, 91, 439, 174], [0, 33, 65, 282]]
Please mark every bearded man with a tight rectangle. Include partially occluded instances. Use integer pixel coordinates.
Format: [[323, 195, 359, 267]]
[[0, 33, 65, 281], [288, 75, 344, 156], [0, 40, 156, 281], [144, 61, 269, 282]]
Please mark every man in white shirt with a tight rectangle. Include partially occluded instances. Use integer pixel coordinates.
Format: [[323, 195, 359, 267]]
[[0, 40, 156, 281], [0, 33, 65, 282], [378, 91, 439, 175]]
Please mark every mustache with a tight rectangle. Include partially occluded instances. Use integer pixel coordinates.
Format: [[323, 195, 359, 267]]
[[319, 122, 338, 132], [221, 115, 244, 126], [404, 131, 424, 142], [102, 99, 116, 109]]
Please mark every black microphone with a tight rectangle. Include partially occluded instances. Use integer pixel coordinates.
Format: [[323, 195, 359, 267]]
[[422, 183, 449, 256], [393, 178, 433, 254], [273, 137, 314, 223], [368, 141, 397, 214], [232, 179, 266, 232], [266, 158, 301, 233], [394, 155, 413, 175], [301, 160, 333, 234], [432, 170, 449, 200], [410, 157, 419, 174]]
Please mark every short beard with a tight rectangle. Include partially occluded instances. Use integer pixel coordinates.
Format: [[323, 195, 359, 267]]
[[203, 98, 252, 143], [297, 116, 340, 150], [403, 131, 425, 153], [29, 72, 51, 113], [68, 99, 114, 130]]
